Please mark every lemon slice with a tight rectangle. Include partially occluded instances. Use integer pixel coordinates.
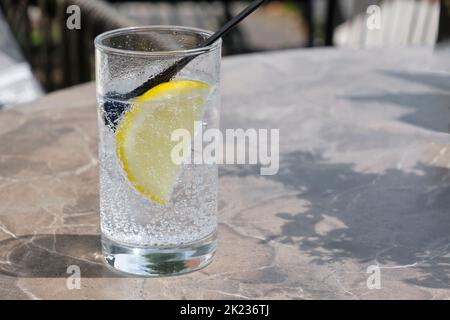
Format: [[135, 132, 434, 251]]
[[116, 80, 212, 205]]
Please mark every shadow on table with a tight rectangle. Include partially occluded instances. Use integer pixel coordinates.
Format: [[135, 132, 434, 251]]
[[221, 150, 450, 289], [0, 234, 121, 277], [345, 70, 450, 133]]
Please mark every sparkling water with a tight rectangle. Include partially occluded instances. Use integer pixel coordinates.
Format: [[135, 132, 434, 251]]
[[98, 93, 218, 248]]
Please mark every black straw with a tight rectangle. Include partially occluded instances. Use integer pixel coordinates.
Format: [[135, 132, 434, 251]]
[[118, 0, 268, 100]]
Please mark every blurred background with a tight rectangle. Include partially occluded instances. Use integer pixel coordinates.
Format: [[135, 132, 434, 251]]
[[0, 0, 449, 109]]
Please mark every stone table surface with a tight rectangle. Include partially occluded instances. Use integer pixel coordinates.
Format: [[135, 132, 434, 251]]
[[0, 47, 449, 300]]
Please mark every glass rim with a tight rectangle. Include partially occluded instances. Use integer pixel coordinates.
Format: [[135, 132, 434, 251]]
[[94, 25, 221, 57]]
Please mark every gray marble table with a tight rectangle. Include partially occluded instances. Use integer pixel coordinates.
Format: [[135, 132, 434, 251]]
[[0, 47, 449, 299]]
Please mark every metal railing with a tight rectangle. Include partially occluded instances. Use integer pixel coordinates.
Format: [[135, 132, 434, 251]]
[[0, 0, 348, 92], [0, 0, 133, 91]]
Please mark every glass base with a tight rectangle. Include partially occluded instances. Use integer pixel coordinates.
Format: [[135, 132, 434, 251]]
[[101, 233, 217, 277]]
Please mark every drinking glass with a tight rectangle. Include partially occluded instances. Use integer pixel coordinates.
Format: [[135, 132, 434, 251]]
[[94, 26, 221, 276]]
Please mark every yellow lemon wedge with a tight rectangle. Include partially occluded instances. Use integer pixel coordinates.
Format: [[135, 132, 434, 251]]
[[115, 80, 212, 205]]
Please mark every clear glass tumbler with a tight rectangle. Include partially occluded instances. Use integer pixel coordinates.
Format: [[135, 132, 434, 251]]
[[94, 26, 221, 276]]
